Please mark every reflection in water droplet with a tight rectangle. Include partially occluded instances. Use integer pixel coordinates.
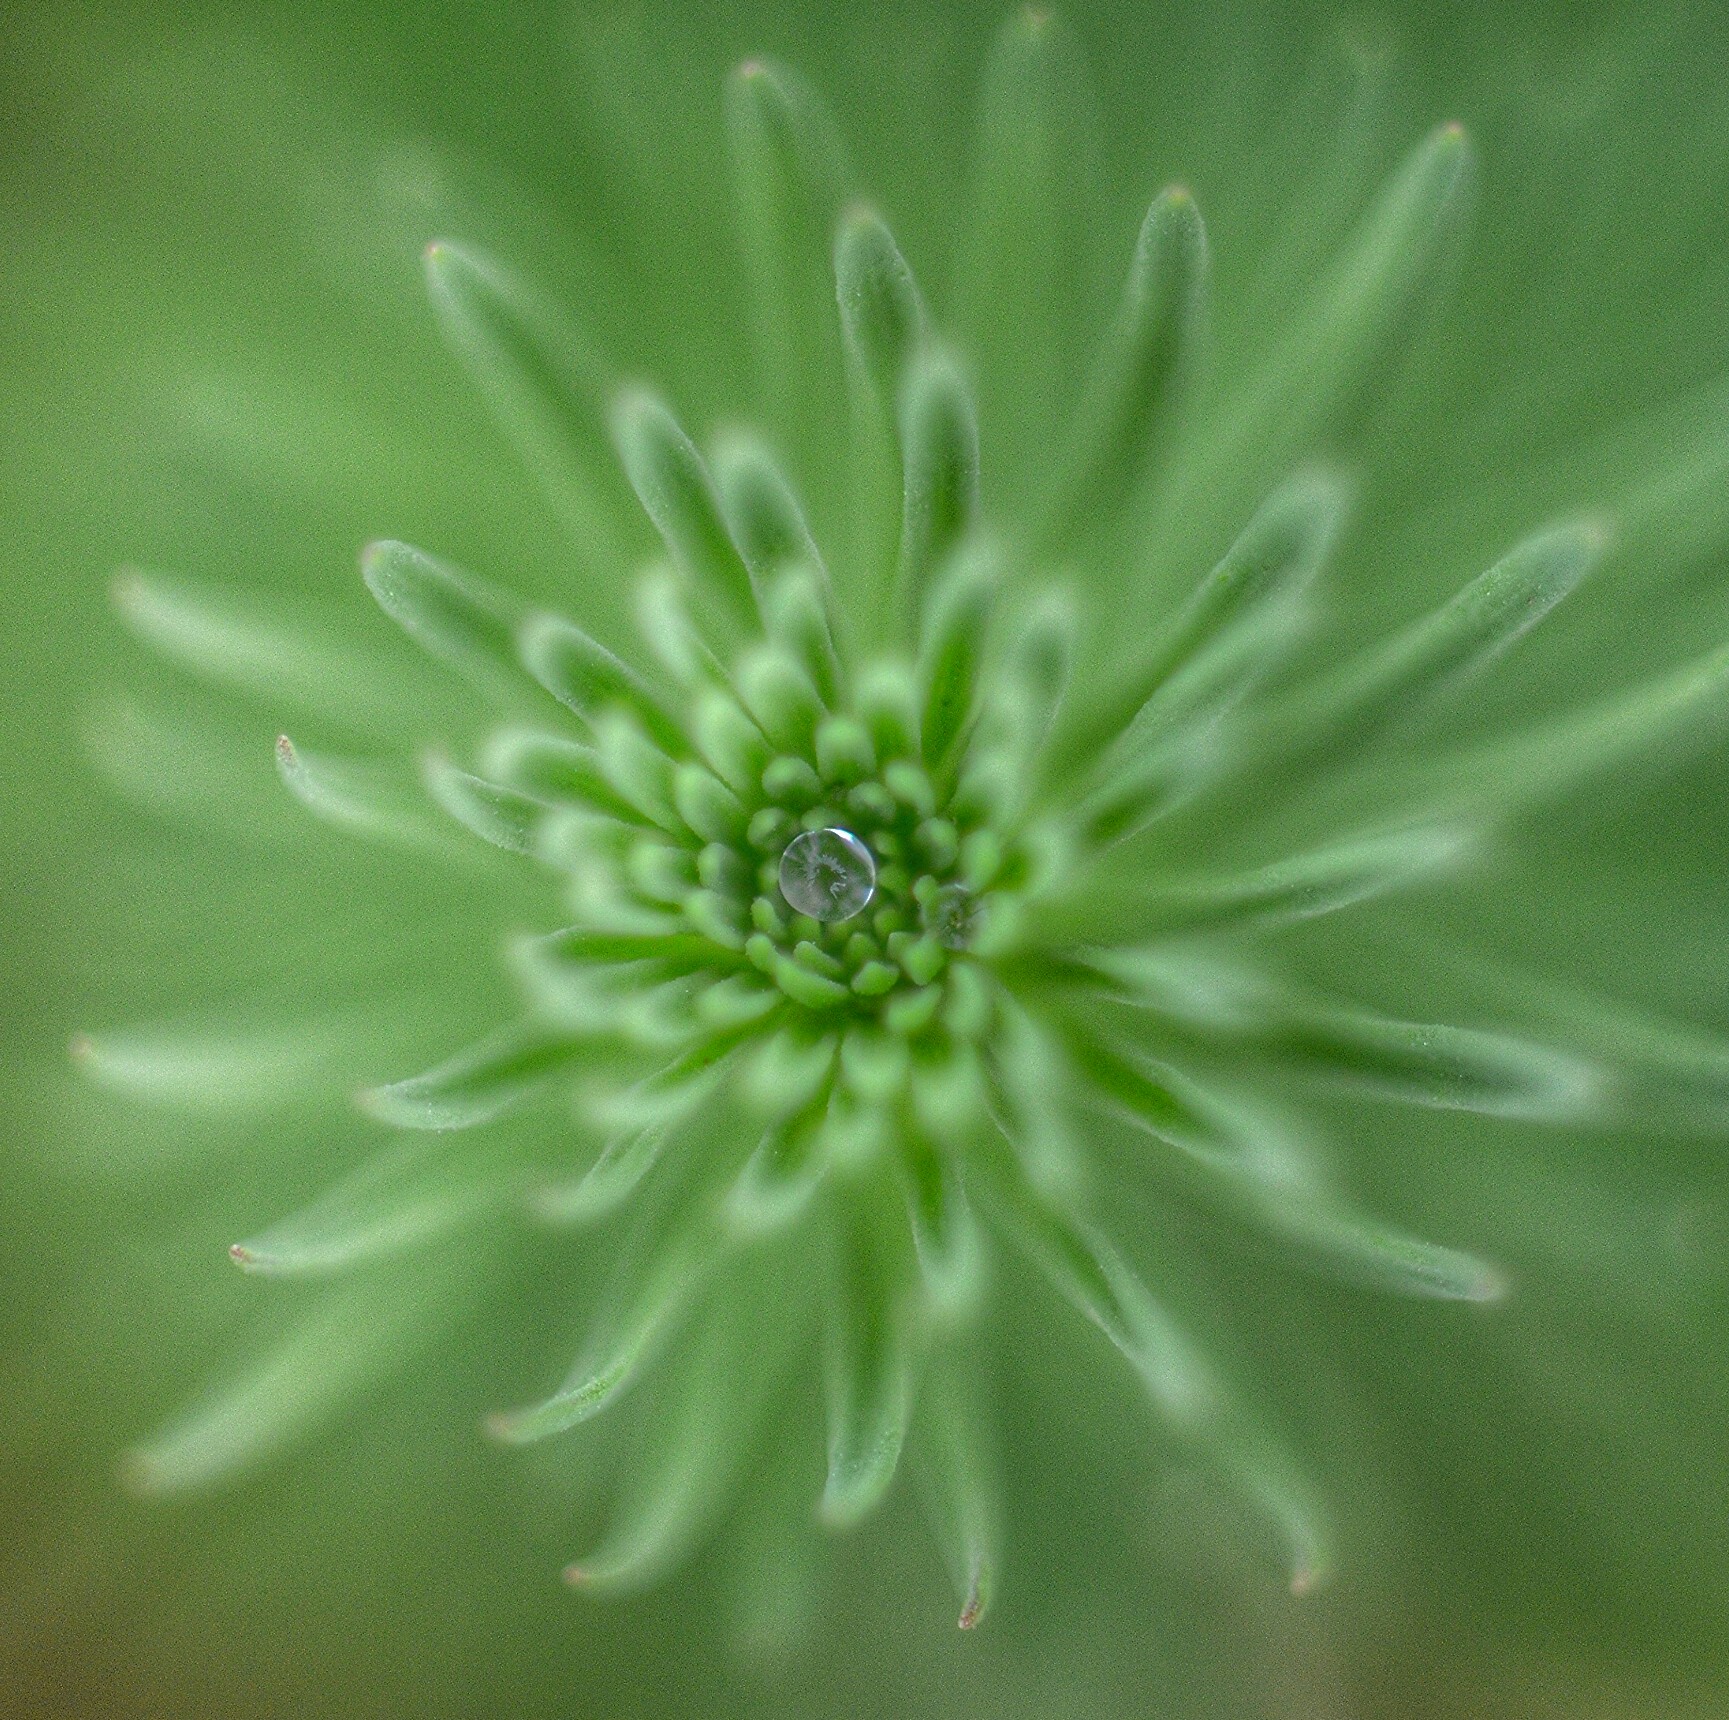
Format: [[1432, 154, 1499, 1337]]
[[923, 882, 983, 949], [779, 827, 877, 923]]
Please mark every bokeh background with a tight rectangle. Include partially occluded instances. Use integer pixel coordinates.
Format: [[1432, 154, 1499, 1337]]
[[5, 0, 1729, 1713]]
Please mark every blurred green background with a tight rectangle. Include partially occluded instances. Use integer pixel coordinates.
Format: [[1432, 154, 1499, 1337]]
[[5, 0, 1729, 1713]]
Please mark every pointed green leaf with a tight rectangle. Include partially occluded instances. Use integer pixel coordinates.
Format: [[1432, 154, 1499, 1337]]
[[959, 6, 1102, 484], [517, 611, 683, 750], [423, 241, 627, 563], [488, 1211, 713, 1443], [274, 734, 458, 854], [1093, 470, 1348, 752], [820, 1208, 915, 1529], [69, 1011, 386, 1117], [834, 206, 924, 394], [917, 541, 995, 776], [611, 389, 759, 638], [1417, 638, 1729, 820], [477, 727, 641, 822], [713, 432, 826, 583], [112, 569, 435, 731], [898, 350, 981, 607], [1290, 518, 1606, 761], [422, 755, 547, 854], [1052, 184, 1207, 533], [898, 1133, 984, 1326], [230, 1139, 497, 1277], [563, 1289, 785, 1594], [1250, 999, 1601, 1120], [912, 1355, 1000, 1630], [359, 1021, 585, 1131], [1229, 121, 1473, 465], [988, 994, 1084, 1196], [724, 1112, 827, 1237], [726, 56, 850, 450], [1061, 823, 1471, 941], [125, 1272, 436, 1494], [361, 540, 528, 698]]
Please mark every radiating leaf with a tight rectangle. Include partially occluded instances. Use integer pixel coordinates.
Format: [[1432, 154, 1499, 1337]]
[[361, 539, 530, 698], [916, 541, 994, 776], [477, 727, 641, 822], [725, 56, 850, 453], [834, 206, 924, 395], [820, 1205, 915, 1529], [1092, 468, 1347, 750], [488, 1210, 714, 1444], [275, 734, 458, 854], [563, 1281, 790, 1594], [423, 240, 628, 565], [230, 1138, 499, 1277], [1049, 184, 1207, 536], [898, 1132, 985, 1325], [911, 1354, 1000, 1630], [112, 568, 434, 731], [1283, 518, 1605, 763], [898, 351, 981, 608], [611, 389, 759, 639], [516, 611, 683, 750], [421, 754, 547, 854], [1059, 822, 1470, 940], [359, 1021, 585, 1130], [125, 1271, 439, 1494], [724, 1111, 828, 1236]]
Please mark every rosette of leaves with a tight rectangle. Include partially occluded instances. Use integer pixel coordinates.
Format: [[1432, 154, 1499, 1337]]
[[74, 6, 1729, 1638]]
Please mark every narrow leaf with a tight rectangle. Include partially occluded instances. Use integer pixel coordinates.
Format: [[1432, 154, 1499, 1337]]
[[423, 241, 627, 563], [275, 735, 457, 854], [125, 1273, 434, 1494], [488, 1213, 713, 1443], [70, 1012, 375, 1116], [958, 7, 1102, 485], [820, 1207, 914, 1528], [1248, 999, 1600, 1120], [834, 206, 925, 394], [112, 569, 433, 731], [713, 432, 827, 584], [899, 1133, 985, 1326], [1088, 469, 1347, 752], [917, 541, 995, 776], [984, 1166, 1329, 1588], [517, 611, 683, 750], [1059, 823, 1470, 941], [611, 389, 759, 639], [1287, 518, 1606, 761], [422, 755, 547, 854], [1051, 185, 1207, 533], [1079, 1039, 1508, 1301], [898, 351, 981, 607], [1416, 638, 1729, 820], [912, 1355, 1000, 1630], [362, 539, 529, 697], [988, 994, 1084, 1196], [1227, 121, 1472, 467], [230, 1139, 497, 1277], [563, 1287, 786, 1593], [359, 1021, 585, 1130], [477, 727, 641, 822], [726, 56, 850, 450], [724, 1112, 827, 1236]]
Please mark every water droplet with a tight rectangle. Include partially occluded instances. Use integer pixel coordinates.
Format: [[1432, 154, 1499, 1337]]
[[778, 827, 876, 923], [922, 882, 983, 949]]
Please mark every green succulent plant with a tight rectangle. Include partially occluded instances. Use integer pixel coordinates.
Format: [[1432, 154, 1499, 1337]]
[[64, 1, 1729, 1655]]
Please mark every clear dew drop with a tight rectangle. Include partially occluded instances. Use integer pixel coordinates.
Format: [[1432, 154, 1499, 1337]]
[[779, 827, 877, 923], [923, 882, 983, 950]]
